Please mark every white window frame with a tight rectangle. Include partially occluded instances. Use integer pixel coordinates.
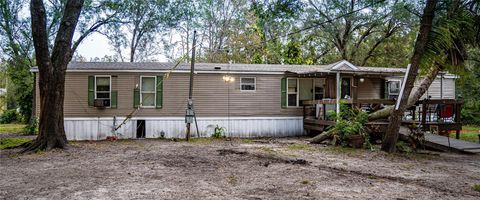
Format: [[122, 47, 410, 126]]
[[240, 77, 256, 92], [140, 76, 157, 108], [388, 80, 401, 96], [94, 75, 111, 100], [287, 78, 299, 107]]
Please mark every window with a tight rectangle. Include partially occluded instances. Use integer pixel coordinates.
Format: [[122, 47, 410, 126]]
[[287, 78, 298, 107], [314, 78, 325, 100], [389, 81, 401, 94], [240, 77, 256, 91], [387, 80, 401, 99], [95, 76, 111, 100], [140, 76, 156, 107]]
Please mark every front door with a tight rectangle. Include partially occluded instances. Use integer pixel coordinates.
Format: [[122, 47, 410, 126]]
[[341, 78, 351, 99], [299, 79, 313, 104]]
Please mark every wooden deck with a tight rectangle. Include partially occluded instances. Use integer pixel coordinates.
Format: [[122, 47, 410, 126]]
[[399, 126, 480, 154]]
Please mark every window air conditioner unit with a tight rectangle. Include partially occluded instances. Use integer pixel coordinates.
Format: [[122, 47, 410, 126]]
[[94, 99, 110, 107]]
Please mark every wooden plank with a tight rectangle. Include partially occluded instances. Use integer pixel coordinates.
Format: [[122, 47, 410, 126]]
[[304, 118, 335, 126], [399, 126, 480, 154]]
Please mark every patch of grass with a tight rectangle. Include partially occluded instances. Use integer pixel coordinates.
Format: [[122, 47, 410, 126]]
[[287, 144, 314, 151], [0, 138, 32, 149], [240, 138, 255, 143], [227, 175, 238, 185], [0, 124, 26, 134], [259, 147, 275, 154], [449, 125, 480, 143], [367, 175, 377, 179], [473, 184, 480, 192]]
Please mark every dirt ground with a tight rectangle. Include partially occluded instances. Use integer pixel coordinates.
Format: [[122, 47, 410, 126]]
[[1, 137, 480, 200]]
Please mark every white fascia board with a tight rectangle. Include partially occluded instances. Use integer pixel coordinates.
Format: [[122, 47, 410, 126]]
[[331, 60, 359, 70]]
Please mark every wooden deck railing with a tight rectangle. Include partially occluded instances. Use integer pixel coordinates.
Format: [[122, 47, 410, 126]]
[[302, 98, 464, 138]]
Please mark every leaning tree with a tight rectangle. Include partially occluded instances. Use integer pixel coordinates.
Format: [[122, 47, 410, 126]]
[[376, 0, 480, 152]]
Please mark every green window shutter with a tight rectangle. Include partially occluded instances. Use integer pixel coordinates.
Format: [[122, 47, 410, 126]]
[[156, 76, 163, 108], [88, 76, 94, 106], [133, 88, 140, 108], [384, 81, 389, 99], [111, 91, 117, 109], [281, 77, 287, 108]]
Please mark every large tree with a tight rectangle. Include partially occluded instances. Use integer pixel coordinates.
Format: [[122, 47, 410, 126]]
[[0, 0, 35, 121], [24, 0, 83, 151], [0, 0, 118, 124], [381, 0, 479, 152], [303, 0, 415, 66], [382, 0, 437, 152], [369, 0, 479, 121], [104, 0, 179, 62]]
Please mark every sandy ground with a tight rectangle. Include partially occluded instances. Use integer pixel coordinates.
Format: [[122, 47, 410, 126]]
[[1, 137, 480, 200]]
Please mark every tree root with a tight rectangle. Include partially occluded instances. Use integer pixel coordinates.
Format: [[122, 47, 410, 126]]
[[20, 138, 67, 153]]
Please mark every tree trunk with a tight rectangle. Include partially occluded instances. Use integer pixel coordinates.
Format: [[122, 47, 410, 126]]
[[23, 69, 68, 151], [24, 0, 84, 152], [309, 129, 334, 144], [381, 0, 437, 153], [369, 64, 442, 121]]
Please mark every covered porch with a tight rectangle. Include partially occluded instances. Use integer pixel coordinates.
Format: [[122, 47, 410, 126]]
[[287, 61, 464, 141]]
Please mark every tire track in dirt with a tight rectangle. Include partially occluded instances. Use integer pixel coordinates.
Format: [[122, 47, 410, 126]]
[[217, 147, 480, 198]]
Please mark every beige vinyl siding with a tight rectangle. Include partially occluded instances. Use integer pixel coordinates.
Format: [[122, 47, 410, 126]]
[[386, 76, 456, 99], [357, 78, 383, 99], [421, 78, 455, 99], [35, 72, 302, 118]]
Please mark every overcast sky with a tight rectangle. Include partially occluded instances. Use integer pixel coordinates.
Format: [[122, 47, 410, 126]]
[[75, 32, 172, 62], [75, 33, 112, 60]]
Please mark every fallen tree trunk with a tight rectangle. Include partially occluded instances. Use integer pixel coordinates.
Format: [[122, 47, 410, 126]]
[[368, 64, 441, 121], [310, 129, 335, 144]]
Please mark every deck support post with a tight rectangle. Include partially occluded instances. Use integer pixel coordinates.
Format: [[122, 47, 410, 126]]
[[336, 72, 341, 118]]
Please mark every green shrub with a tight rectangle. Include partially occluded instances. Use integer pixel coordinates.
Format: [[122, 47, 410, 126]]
[[0, 109, 19, 124], [23, 118, 38, 135], [328, 103, 371, 148], [212, 125, 225, 138], [461, 103, 480, 125]]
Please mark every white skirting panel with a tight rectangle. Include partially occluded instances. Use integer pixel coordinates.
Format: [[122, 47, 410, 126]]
[[63, 117, 304, 140]]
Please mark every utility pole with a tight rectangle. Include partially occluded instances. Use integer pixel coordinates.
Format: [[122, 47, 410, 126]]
[[185, 31, 198, 141]]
